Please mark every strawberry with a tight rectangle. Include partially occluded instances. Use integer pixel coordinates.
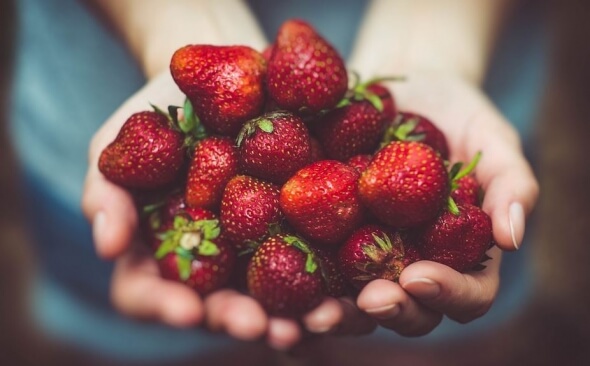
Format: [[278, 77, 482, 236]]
[[359, 141, 449, 228], [155, 216, 235, 295], [220, 175, 283, 251], [312, 81, 394, 161], [236, 111, 311, 184], [266, 19, 348, 114], [262, 44, 274, 61], [451, 175, 481, 207], [346, 154, 372, 174], [366, 83, 396, 122], [410, 203, 493, 272], [170, 45, 266, 136], [280, 160, 364, 245], [247, 234, 324, 317], [185, 136, 239, 209], [99, 110, 185, 189], [338, 225, 421, 290], [382, 112, 449, 160]]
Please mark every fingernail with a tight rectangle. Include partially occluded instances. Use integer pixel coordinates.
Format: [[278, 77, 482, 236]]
[[92, 211, 106, 245], [365, 303, 400, 320], [402, 278, 440, 299], [509, 202, 525, 250]]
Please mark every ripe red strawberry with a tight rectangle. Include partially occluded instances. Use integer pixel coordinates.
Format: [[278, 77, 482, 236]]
[[452, 175, 481, 207], [411, 203, 493, 273], [346, 154, 372, 174], [366, 83, 396, 122], [170, 45, 266, 136], [155, 216, 235, 295], [382, 112, 450, 160], [99, 111, 185, 189], [338, 225, 421, 290], [359, 141, 449, 228], [220, 175, 283, 251], [185, 136, 239, 209], [280, 160, 364, 245], [309, 137, 326, 162], [237, 111, 311, 184], [266, 19, 348, 114], [314, 248, 347, 297], [262, 44, 274, 61], [312, 81, 395, 161], [247, 234, 324, 317]]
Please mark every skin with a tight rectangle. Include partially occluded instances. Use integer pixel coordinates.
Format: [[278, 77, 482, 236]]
[[83, 0, 538, 350]]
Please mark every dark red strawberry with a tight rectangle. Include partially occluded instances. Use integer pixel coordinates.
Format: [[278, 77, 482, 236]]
[[237, 111, 311, 184], [411, 203, 493, 273], [314, 248, 347, 297], [346, 154, 372, 174], [99, 111, 185, 189], [359, 141, 449, 228], [366, 83, 396, 122], [247, 234, 324, 317], [382, 112, 449, 160], [266, 19, 348, 114], [280, 160, 364, 245], [185, 136, 239, 209], [309, 137, 326, 162], [312, 80, 395, 161], [338, 225, 421, 290], [262, 44, 274, 61], [220, 175, 283, 251], [170, 45, 266, 136], [155, 216, 235, 295], [452, 175, 481, 207]]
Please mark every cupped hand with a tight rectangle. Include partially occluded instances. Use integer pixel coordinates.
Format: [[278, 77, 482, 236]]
[[81, 71, 376, 350], [356, 71, 539, 335]]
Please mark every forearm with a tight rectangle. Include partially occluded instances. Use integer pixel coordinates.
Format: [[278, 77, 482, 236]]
[[90, 0, 267, 78], [348, 0, 513, 84]]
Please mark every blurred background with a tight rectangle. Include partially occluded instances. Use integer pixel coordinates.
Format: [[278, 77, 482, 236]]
[[1, 0, 589, 365]]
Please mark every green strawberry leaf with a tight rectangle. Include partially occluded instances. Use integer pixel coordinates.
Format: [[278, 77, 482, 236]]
[[305, 253, 318, 274], [335, 97, 352, 109], [155, 238, 177, 260], [197, 239, 220, 256], [151, 103, 170, 119], [365, 93, 384, 112], [257, 119, 274, 133], [176, 256, 193, 281], [372, 233, 392, 252], [362, 245, 382, 262], [173, 215, 189, 230], [448, 162, 463, 181], [454, 152, 482, 181], [284, 235, 311, 254], [196, 219, 221, 240], [448, 197, 460, 216]]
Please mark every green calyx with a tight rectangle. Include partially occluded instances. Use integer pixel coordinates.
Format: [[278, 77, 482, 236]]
[[336, 72, 406, 113], [236, 114, 279, 146], [166, 98, 208, 150], [283, 235, 319, 274], [381, 115, 426, 148], [154, 216, 221, 280], [447, 151, 482, 215]]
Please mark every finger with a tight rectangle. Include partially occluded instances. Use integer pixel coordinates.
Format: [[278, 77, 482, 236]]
[[464, 107, 539, 251], [302, 297, 343, 334], [205, 290, 268, 341], [332, 297, 378, 336], [267, 318, 302, 351], [357, 279, 443, 337], [82, 168, 138, 259], [111, 244, 204, 327], [399, 247, 501, 323]]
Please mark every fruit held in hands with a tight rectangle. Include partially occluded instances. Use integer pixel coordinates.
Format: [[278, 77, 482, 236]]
[[411, 203, 493, 272], [359, 141, 449, 228], [266, 19, 348, 114], [155, 216, 235, 295], [247, 234, 325, 317], [280, 160, 364, 245], [237, 111, 311, 185], [99, 111, 185, 189], [338, 225, 421, 290], [170, 45, 266, 136]]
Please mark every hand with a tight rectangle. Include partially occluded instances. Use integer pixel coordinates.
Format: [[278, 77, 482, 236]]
[[81, 71, 376, 350], [355, 71, 539, 335]]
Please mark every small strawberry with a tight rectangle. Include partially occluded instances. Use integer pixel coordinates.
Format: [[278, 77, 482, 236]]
[[266, 19, 348, 114], [382, 112, 449, 160], [312, 80, 394, 161], [346, 154, 372, 174], [247, 234, 324, 317], [280, 160, 364, 245], [338, 225, 421, 290], [451, 175, 481, 207], [155, 216, 235, 295], [99, 110, 185, 189], [170, 45, 266, 136], [220, 175, 283, 251], [185, 136, 239, 209], [359, 141, 449, 228], [236, 111, 311, 184], [410, 203, 493, 273]]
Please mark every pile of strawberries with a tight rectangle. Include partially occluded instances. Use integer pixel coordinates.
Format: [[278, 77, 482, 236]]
[[99, 19, 493, 317]]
